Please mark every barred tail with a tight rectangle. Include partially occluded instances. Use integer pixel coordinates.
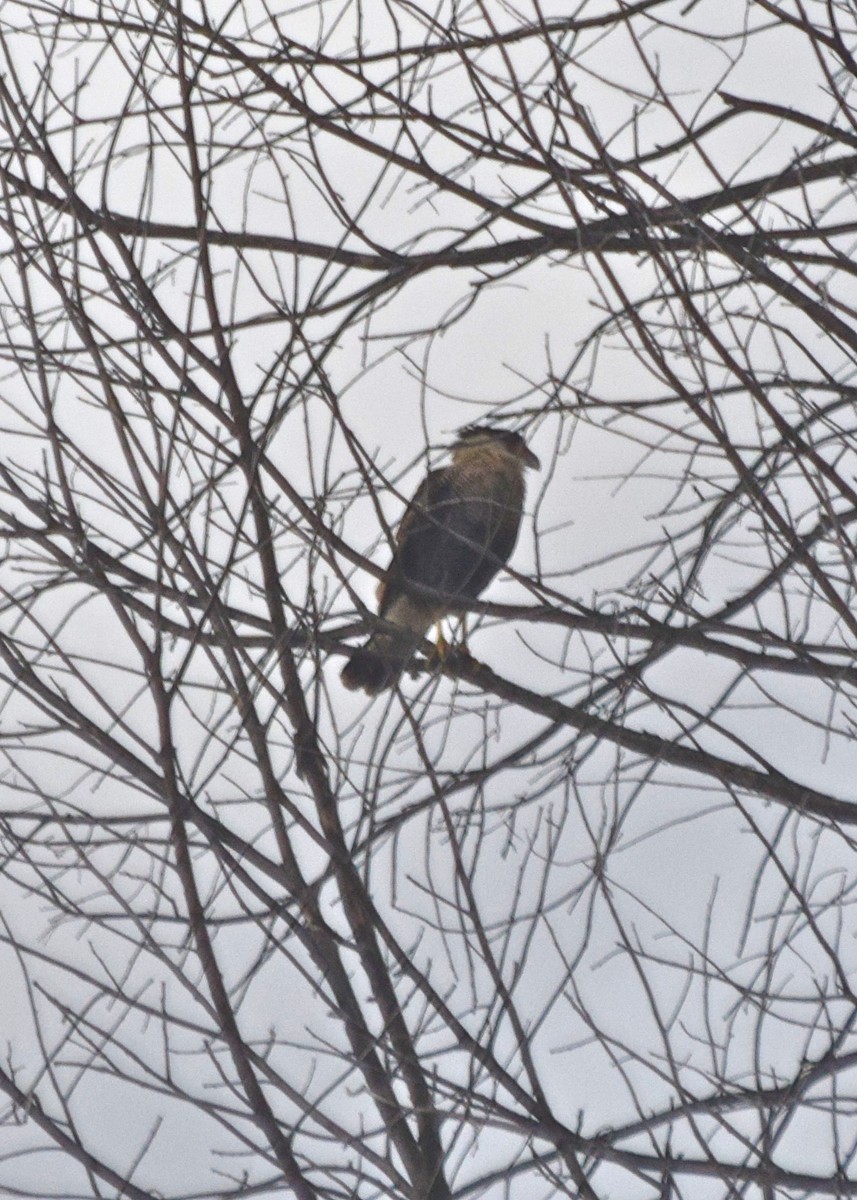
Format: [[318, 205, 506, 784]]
[[340, 633, 418, 695]]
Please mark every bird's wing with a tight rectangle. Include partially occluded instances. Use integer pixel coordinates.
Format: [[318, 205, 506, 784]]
[[381, 465, 521, 612], [377, 468, 448, 614]]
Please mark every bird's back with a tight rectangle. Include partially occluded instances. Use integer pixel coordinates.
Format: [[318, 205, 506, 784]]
[[382, 446, 526, 610]]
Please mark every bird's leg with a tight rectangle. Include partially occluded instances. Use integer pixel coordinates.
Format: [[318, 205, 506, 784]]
[[428, 618, 474, 671], [432, 617, 473, 670], [425, 621, 449, 672]]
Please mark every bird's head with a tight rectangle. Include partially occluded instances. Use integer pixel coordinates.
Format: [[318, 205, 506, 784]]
[[452, 425, 540, 470]]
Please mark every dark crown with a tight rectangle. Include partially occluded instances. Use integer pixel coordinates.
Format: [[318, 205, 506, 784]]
[[454, 425, 540, 469]]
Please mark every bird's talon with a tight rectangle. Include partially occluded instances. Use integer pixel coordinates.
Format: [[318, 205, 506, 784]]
[[426, 646, 445, 671]]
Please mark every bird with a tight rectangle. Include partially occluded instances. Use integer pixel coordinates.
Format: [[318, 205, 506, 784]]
[[341, 425, 540, 694]]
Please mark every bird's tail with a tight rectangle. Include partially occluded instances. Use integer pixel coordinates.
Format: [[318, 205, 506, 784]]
[[340, 632, 419, 695]]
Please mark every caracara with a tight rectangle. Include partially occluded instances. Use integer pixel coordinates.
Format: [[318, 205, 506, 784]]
[[341, 426, 539, 694]]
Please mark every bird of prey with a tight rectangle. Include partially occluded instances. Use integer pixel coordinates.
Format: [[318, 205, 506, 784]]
[[341, 425, 540, 694]]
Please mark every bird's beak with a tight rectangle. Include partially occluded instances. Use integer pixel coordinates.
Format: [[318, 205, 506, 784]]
[[522, 446, 541, 470]]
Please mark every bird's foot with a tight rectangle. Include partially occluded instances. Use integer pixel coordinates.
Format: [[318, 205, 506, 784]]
[[427, 626, 473, 672]]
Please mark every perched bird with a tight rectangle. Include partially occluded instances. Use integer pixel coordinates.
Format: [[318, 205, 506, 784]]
[[341, 425, 540, 694]]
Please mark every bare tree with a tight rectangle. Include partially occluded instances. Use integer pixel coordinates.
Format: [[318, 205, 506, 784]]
[[0, 1, 856, 1196]]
